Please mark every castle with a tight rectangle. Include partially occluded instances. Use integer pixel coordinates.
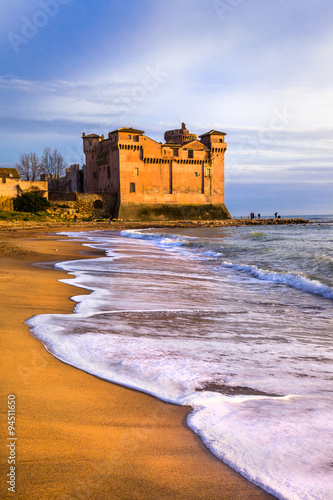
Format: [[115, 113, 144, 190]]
[[82, 123, 230, 220]]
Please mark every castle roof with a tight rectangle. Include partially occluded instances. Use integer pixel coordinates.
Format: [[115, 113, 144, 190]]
[[82, 133, 101, 139], [181, 139, 210, 151], [0, 167, 20, 178], [110, 127, 145, 135], [199, 130, 227, 137]]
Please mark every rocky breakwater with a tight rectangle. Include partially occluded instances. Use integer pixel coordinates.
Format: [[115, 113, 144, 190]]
[[231, 217, 309, 227]]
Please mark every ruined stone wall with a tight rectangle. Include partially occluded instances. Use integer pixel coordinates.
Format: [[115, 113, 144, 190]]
[[49, 193, 118, 218], [75, 193, 117, 218]]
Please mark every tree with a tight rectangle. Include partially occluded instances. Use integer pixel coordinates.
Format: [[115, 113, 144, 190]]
[[13, 191, 51, 212], [16, 152, 42, 181], [41, 147, 66, 178]]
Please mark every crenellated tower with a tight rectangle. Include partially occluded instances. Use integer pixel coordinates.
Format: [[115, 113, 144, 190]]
[[199, 130, 227, 204]]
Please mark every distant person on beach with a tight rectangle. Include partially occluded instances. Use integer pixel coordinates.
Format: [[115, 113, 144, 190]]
[[274, 212, 278, 218], [258, 214, 260, 220]]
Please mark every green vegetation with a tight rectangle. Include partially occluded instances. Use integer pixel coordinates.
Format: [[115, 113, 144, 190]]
[[0, 211, 65, 222], [80, 216, 108, 222], [13, 192, 51, 212]]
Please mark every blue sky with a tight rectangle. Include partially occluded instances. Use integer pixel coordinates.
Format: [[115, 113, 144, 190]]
[[1, 0, 332, 215]]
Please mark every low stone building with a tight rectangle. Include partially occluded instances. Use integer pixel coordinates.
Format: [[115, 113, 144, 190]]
[[82, 123, 230, 220], [0, 168, 48, 210]]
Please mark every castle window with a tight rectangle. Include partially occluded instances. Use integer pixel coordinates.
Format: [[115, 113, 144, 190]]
[[89, 141, 92, 146], [128, 135, 131, 140], [173, 149, 178, 157], [206, 168, 211, 178], [134, 168, 139, 176], [93, 173, 97, 179], [194, 172, 198, 177], [133, 135, 139, 142], [92, 155, 94, 159], [130, 182, 136, 193], [188, 150, 193, 159], [107, 166, 110, 178], [219, 139, 223, 143]]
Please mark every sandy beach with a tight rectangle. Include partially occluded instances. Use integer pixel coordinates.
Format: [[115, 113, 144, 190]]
[[0, 223, 274, 499]]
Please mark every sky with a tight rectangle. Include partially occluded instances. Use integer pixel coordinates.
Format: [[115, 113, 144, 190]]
[[1, 0, 332, 215]]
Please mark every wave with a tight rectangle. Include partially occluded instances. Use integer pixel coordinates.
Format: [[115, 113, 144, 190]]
[[121, 229, 333, 300], [121, 229, 208, 257], [223, 261, 333, 300], [245, 231, 285, 242], [316, 254, 333, 271]]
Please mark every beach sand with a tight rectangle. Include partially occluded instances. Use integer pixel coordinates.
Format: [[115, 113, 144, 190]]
[[0, 227, 274, 499]]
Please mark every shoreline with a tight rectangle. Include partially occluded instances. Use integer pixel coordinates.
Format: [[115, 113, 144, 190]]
[[0, 216, 310, 235], [0, 228, 275, 499]]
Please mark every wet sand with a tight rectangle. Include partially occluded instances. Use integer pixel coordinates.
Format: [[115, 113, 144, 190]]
[[0, 227, 274, 499]]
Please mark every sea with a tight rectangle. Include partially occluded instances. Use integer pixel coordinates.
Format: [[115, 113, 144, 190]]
[[27, 215, 333, 500]]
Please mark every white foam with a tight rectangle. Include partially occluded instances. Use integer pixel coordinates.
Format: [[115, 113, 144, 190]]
[[186, 393, 333, 500], [26, 307, 333, 500]]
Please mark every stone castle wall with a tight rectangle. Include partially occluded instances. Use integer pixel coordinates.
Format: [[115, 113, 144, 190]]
[[49, 193, 118, 219], [118, 203, 231, 221]]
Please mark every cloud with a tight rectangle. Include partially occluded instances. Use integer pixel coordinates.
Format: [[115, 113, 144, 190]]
[[1, 73, 332, 189]]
